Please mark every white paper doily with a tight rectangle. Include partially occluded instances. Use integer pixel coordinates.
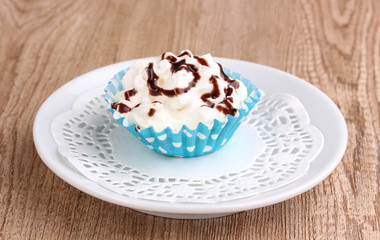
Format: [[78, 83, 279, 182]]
[[51, 87, 323, 203]]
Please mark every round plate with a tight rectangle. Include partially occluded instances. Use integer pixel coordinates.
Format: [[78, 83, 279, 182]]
[[33, 58, 348, 219]]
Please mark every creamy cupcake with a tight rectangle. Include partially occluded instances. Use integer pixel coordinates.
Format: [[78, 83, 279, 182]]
[[105, 50, 261, 157]]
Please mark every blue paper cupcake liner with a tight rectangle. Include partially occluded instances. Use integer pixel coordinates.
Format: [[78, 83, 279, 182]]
[[104, 67, 261, 157]]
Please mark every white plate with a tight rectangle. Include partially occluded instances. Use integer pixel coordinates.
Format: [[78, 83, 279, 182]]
[[33, 58, 347, 219]]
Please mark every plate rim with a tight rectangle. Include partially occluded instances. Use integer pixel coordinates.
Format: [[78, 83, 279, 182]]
[[33, 57, 348, 214]]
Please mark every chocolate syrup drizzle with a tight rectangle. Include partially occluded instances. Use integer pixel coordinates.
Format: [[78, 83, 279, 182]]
[[124, 88, 137, 101], [194, 56, 209, 67], [112, 51, 243, 117], [177, 50, 192, 58], [201, 75, 220, 108], [111, 103, 141, 114], [148, 108, 156, 117], [146, 60, 200, 97], [198, 64, 241, 116], [161, 53, 177, 63], [111, 102, 130, 113], [216, 99, 237, 116], [217, 63, 240, 89]]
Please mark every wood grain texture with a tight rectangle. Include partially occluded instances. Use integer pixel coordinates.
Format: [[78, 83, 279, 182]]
[[0, 0, 379, 239]]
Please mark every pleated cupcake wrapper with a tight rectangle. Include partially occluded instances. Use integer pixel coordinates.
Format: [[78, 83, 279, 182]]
[[104, 67, 261, 157]]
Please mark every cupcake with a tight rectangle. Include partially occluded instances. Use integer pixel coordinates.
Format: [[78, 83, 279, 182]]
[[104, 50, 261, 157]]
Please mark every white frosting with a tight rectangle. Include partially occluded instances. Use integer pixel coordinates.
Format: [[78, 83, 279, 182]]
[[112, 50, 247, 133]]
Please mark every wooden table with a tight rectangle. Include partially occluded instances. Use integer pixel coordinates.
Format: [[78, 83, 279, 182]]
[[1, 0, 379, 239]]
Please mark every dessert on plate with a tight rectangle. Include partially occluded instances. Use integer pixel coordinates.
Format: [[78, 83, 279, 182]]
[[104, 50, 261, 157]]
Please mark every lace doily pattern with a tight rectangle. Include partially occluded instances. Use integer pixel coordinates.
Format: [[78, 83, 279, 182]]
[[51, 88, 323, 203]]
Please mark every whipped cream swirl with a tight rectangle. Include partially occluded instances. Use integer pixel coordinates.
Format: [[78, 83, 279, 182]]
[[111, 50, 248, 132]]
